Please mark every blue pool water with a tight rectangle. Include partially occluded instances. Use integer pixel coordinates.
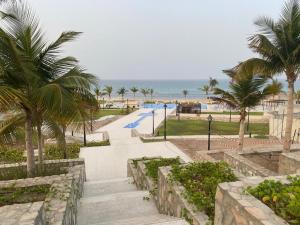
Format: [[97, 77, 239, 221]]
[[143, 103, 176, 109], [124, 111, 154, 128]]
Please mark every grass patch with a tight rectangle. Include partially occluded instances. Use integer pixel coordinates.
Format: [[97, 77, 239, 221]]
[[93, 109, 132, 119], [199, 111, 263, 116], [144, 157, 181, 183], [45, 140, 110, 160], [132, 157, 158, 168], [169, 161, 237, 221], [0, 185, 50, 207], [0, 146, 25, 163], [246, 176, 300, 225], [158, 119, 269, 136]]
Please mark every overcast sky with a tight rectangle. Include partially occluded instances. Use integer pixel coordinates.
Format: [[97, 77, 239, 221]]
[[27, 0, 283, 80]]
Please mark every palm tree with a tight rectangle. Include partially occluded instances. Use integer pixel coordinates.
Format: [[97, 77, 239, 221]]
[[268, 80, 283, 100], [0, 2, 97, 175], [149, 89, 154, 100], [182, 90, 188, 99], [296, 90, 300, 103], [95, 87, 100, 103], [209, 77, 218, 91], [104, 86, 113, 100], [242, 0, 300, 151], [130, 87, 139, 99], [117, 87, 128, 101], [140, 88, 149, 99], [213, 67, 272, 151], [200, 85, 210, 95]]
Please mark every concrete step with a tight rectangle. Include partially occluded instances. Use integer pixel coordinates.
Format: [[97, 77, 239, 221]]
[[87, 215, 188, 225], [78, 190, 160, 225], [83, 177, 136, 197]]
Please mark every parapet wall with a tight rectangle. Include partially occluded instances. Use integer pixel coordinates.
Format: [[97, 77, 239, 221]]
[[278, 152, 300, 175]]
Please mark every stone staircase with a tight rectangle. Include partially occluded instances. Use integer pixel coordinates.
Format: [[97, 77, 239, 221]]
[[77, 178, 188, 225]]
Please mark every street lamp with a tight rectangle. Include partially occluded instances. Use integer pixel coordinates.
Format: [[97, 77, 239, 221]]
[[207, 114, 213, 150], [152, 110, 155, 135], [164, 103, 167, 140]]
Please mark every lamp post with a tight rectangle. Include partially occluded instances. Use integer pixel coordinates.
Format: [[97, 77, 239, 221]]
[[164, 103, 167, 140], [152, 110, 155, 135], [83, 121, 87, 147], [207, 114, 213, 150]]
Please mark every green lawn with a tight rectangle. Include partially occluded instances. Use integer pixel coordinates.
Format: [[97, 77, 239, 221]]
[[198, 111, 263, 116], [157, 119, 269, 136], [93, 109, 132, 119]]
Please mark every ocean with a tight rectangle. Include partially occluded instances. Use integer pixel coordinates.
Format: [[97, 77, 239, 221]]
[[100, 79, 300, 100]]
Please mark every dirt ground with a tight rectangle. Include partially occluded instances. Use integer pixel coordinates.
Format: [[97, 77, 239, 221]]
[[169, 137, 281, 160]]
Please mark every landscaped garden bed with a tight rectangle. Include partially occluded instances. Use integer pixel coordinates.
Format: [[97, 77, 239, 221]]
[[0, 159, 85, 225], [246, 176, 300, 225], [215, 175, 298, 225]]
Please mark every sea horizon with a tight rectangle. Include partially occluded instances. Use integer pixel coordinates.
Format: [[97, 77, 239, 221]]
[[99, 79, 300, 100]]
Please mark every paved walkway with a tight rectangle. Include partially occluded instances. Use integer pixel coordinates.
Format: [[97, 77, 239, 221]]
[[77, 107, 191, 225], [80, 107, 191, 181]]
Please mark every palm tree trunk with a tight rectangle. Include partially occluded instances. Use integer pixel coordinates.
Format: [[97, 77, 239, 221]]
[[283, 80, 295, 151], [25, 110, 35, 177], [238, 111, 246, 151], [37, 118, 43, 163], [61, 125, 67, 159]]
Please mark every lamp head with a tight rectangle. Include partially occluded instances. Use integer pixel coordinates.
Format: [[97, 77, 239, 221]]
[[207, 114, 213, 122]]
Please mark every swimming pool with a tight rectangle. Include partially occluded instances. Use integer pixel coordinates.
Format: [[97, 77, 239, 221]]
[[124, 111, 154, 128], [143, 103, 176, 109]]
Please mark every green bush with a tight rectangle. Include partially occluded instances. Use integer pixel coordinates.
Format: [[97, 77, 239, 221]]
[[144, 157, 181, 183], [45, 143, 81, 159], [0, 146, 24, 163], [85, 140, 110, 147], [246, 176, 300, 224], [169, 161, 237, 221]]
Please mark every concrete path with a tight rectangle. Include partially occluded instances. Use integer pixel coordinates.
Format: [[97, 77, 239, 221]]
[[77, 106, 191, 224]]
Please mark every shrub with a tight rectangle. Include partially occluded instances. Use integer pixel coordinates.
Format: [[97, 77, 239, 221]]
[[169, 161, 237, 221], [45, 143, 81, 159], [144, 157, 181, 183], [85, 140, 110, 147], [0, 146, 24, 163], [246, 176, 300, 224]]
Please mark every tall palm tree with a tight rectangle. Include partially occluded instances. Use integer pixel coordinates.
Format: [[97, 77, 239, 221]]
[[242, 0, 300, 151], [0, 1, 97, 175], [213, 67, 272, 151], [104, 86, 113, 100], [140, 88, 149, 99], [149, 88, 154, 100], [117, 87, 128, 101], [130, 87, 139, 99], [182, 90, 188, 99], [200, 85, 210, 95], [209, 77, 218, 91]]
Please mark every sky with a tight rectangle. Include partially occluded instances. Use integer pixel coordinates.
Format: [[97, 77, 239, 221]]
[[26, 0, 284, 80]]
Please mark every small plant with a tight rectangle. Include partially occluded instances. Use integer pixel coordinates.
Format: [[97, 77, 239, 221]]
[[0, 146, 25, 163], [0, 185, 50, 206], [169, 161, 237, 222], [132, 157, 158, 168], [144, 157, 181, 183], [246, 176, 300, 224]]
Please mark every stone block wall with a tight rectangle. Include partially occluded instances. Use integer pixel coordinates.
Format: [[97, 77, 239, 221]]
[[158, 166, 209, 225], [214, 176, 289, 225], [224, 152, 277, 177], [0, 158, 85, 181], [278, 152, 300, 175]]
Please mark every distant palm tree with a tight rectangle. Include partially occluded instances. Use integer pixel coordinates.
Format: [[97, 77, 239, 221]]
[[209, 77, 218, 91], [130, 87, 139, 99], [104, 86, 113, 99], [149, 89, 154, 100], [117, 87, 128, 101], [296, 90, 300, 103], [140, 88, 149, 99], [268, 80, 283, 100], [200, 85, 210, 95], [213, 67, 273, 151], [242, 0, 300, 151], [182, 90, 188, 99]]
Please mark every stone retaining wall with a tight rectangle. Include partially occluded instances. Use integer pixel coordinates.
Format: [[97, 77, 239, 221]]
[[214, 176, 290, 225], [0, 159, 85, 225], [278, 152, 300, 175], [224, 151, 277, 177], [158, 166, 209, 225], [0, 158, 84, 181]]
